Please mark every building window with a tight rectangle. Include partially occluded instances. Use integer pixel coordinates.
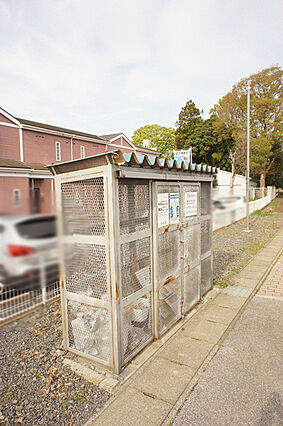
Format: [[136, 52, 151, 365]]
[[13, 189, 21, 208], [55, 141, 61, 161], [80, 146, 85, 158]]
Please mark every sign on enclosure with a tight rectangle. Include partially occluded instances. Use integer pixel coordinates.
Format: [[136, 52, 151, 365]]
[[157, 193, 169, 228], [173, 148, 192, 164], [185, 191, 198, 217], [169, 192, 180, 224]]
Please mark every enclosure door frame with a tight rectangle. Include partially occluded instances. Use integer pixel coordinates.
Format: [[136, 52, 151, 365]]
[[55, 164, 119, 372]]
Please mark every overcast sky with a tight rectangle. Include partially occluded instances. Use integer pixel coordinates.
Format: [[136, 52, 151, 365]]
[[0, 0, 282, 138]]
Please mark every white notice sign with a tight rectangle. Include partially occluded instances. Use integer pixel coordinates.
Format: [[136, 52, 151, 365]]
[[185, 192, 198, 217], [170, 193, 180, 224], [158, 193, 169, 228]]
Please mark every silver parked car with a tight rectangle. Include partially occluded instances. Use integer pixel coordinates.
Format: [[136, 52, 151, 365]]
[[0, 214, 59, 293]]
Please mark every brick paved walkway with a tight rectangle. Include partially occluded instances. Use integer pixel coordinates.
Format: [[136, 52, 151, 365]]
[[257, 252, 283, 299]]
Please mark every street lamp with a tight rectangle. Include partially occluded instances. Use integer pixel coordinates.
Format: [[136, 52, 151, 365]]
[[245, 85, 252, 233]]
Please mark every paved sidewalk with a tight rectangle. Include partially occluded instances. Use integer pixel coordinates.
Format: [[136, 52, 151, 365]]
[[257, 252, 283, 299], [173, 296, 283, 425], [88, 229, 283, 426]]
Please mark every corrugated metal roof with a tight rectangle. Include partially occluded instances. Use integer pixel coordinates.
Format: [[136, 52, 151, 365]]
[[48, 150, 217, 174], [115, 151, 216, 173]]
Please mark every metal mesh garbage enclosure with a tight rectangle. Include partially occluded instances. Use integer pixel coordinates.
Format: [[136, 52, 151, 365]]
[[51, 150, 215, 374]]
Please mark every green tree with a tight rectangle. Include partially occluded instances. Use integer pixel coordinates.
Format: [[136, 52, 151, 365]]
[[175, 100, 225, 166], [132, 124, 176, 157], [211, 118, 234, 172], [175, 100, 203, 150], [211, 66, 283, 187], [266, 154, 283, 188]]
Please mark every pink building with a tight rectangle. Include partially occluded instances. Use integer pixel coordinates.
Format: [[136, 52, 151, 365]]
[[0, 107, 159, 214], [101, 132, 161, 157]]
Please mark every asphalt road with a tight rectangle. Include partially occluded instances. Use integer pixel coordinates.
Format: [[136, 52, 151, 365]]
[[173, 295, 283, 426]]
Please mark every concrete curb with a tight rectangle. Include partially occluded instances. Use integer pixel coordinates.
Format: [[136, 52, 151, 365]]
[[85, 227, 283, 426]]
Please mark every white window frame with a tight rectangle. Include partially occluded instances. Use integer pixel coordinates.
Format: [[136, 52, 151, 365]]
[[80, 145, 85, 159], [55, 141, 61, 161], [13, 189, 21, 208]]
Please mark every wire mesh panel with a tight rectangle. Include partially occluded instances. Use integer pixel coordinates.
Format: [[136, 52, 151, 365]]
[[180, 183, 201, 314], [118, 179, 150, 235], [61, 177, 105, 235], [200, 182, 211, 216], [183, 265, 201, 313], [158, 231, 180, 282], [200, 181, 212, 297], [201, 255, 213, 296], [159, 277, 181, 333], [122, 294, 152, 362], [59, 174, 112, 367], [67, 300, 110, 363], [118, 179, 153, 365], [63, 243, 108, 299], [201, 220, 211, 256], [120, 238, 151, 298], [183, 224, 201, 270], [156, 184, 181, 335]]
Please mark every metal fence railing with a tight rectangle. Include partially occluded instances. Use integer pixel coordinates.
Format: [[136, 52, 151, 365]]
[[248, 187, 267, 200], [0, 283, 60, 323], [0, 262, 60, 324]]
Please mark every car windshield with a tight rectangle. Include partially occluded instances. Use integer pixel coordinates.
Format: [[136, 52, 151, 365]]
[[16, 217, 56, 239]]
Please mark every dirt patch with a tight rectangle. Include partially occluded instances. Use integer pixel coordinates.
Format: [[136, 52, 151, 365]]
[[213, 211, 283, 285], [263, 194, 283, 213]]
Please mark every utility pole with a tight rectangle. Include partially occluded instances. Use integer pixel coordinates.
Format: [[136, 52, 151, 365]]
[[245, 85, 251, 232]]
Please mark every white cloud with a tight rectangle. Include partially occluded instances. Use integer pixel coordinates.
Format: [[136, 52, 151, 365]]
[[0, 0, 282, 136]]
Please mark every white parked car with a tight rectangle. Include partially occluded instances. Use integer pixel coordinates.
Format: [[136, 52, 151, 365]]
[[0, 214, 59, 293]]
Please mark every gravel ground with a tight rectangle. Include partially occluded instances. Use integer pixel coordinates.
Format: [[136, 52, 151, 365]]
[[212, 211, 283, 284], [0, 303, 110, 426], [0, 201, 282, 425]]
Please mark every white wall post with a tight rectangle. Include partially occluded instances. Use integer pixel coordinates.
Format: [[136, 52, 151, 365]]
[[245, 85, 251, 233], [19, 127, 24, 162]]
